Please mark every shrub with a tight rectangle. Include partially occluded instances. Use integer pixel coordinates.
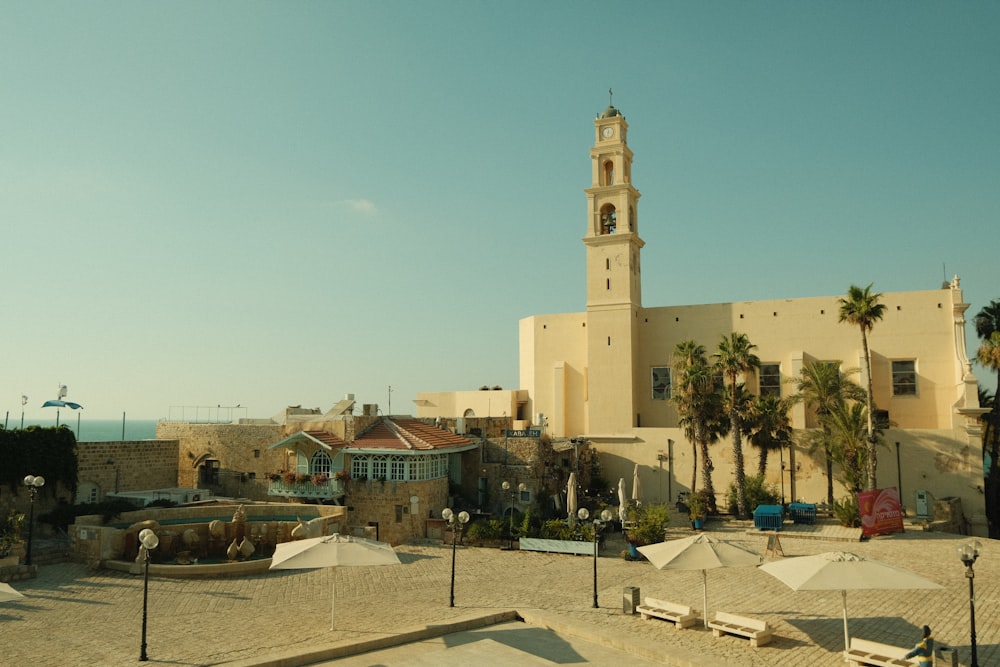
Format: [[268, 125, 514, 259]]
[[726, 474, 780, 515], [466, 518, 505, 543], [627, 503, 670, 546], [834, 495, 861, 527]]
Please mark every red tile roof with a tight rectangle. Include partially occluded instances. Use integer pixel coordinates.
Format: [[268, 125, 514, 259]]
[[351, 418, 472, 451]]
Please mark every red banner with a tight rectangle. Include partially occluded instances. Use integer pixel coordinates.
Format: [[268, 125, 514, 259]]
[[858, 487, 905, 537]]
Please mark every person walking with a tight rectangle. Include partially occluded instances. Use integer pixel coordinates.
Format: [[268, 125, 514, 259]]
[[904, 625, 934, 667]]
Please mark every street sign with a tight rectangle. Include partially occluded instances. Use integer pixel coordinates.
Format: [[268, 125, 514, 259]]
[[505, 429, 541, 438]]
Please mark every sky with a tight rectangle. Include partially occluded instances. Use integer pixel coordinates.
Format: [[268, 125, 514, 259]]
[[2, 1, 998, 421]]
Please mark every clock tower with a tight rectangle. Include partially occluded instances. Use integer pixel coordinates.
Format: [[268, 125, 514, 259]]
[[583, 102, 644, 434]]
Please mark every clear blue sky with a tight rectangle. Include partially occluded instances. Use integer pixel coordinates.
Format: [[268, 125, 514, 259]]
[[2, 1, 997, 421]]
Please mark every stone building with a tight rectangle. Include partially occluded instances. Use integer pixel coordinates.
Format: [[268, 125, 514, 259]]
[[417, 103, 990, 535]]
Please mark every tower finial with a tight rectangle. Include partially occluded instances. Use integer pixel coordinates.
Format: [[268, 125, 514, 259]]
[[609, 87, 613, 106]]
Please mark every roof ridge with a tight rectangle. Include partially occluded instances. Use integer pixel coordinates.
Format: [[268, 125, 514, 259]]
[[386, 419, 433, 450]]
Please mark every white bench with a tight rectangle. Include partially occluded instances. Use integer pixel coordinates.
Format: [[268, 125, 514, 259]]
[[636, 597, 698, 629], [707, 611, 773, 648], [845, 638, 916, 667]]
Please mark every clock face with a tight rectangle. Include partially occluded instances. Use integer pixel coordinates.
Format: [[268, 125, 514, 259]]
[[602, 126, 614, 139]]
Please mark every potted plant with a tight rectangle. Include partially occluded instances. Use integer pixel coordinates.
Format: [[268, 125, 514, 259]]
[[688, 493, 707, 530]]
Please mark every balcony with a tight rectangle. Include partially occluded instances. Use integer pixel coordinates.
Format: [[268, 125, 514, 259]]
[[267, 478, 345, 500]]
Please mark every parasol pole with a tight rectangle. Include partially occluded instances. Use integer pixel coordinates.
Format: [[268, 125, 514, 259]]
[[331, 572, 336, 630], [702, 569, 709, 629], [842, 590, 850, 656]]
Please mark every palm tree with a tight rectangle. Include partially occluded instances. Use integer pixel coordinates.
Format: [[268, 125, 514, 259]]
[[838, 283, 886, 490], [794, 362, 865, 504], [714, 332, 760, 518], [976, 300, 1000, 399], [748, 393, 794, 477], [672, 340, 728, 511], [824, 401, 870, 494], [976, 327, 1000, 538]]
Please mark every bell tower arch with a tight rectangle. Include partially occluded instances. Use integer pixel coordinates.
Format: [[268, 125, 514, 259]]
[[583, 99, 645, 434]]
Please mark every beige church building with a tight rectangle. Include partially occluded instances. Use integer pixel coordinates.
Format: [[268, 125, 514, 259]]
[[419, 103, 988, 534]]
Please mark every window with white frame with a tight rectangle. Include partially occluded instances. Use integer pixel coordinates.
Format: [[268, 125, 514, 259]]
[[651, 366, 671, 400], [891, 360, 917, 396], [310, 451, 331, 475], [759, 364, 781, 397], [348, 453, 450, 481]]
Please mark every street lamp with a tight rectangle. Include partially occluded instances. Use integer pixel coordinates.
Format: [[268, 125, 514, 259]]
[[958, 540, 981, 667], [22, 475, 45, 566], [501, 481, 526, 549], [577, 507, 613, 608], [138, 528, 160, 662], [441, 508, 470, 608]]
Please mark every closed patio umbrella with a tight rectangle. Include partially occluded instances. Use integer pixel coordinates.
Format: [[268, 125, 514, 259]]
[[269, 533, 401, 629], [566, 472, 578, 521], [759, 551, 941, 654], [617, 478, 628, 523], [631, 464, 642, 505]]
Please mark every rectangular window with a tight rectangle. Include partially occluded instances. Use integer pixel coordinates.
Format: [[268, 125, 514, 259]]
[[759, 364, 781, 397], [651, 366, 671, 400], [892, 360, 917, 396], [519, 489, 531, 503]]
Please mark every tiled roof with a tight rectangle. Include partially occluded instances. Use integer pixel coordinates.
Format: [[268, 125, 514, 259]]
[[351, 418, 472, 451]]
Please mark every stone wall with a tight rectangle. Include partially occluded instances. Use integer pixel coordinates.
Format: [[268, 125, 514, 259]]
[[344, 478, 447, 545], [76, 440, 179, 502], [156, 422, 284, 496]]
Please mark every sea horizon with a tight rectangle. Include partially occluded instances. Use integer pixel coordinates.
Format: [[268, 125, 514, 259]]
[[0, 417, 159, 441]]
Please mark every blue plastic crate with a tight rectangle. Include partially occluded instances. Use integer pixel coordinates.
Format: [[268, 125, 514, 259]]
[[788, 502, 817, 525], [753, 504, 783, 531]]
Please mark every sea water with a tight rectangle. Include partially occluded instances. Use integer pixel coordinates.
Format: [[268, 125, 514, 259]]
[[1, 417, 158, 442]]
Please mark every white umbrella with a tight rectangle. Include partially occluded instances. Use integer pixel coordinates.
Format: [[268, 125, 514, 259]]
[[631, 464, 642, 505], [566, 472, 578, 521], [0, 582, 24, 603], [269, 533, 401, 629], [759, 551, 942, 653], [638, 532, 762, 628], [617, 477, 628, 523]]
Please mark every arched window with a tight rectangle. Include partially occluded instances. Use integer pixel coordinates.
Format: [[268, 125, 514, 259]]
[[390, 455, 406, 481], [603, 160, 615, 185], [463, 408, 476, 418], [311, 451, 332, 475]]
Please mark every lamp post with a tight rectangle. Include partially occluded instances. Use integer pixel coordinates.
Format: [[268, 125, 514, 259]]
[[959, 540, 981, 667], [577, 507, 612, 608], [441, 508, 470, 608], [501, 481, 526, 549], [22, 475, 45, 566], [138, 528, 160, 661]]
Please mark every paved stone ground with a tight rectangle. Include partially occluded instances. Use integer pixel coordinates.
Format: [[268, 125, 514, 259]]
[[0, 520, 996, 667]]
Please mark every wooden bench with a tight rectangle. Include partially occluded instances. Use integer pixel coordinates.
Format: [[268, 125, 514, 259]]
[[707, 611, 773, 647], [845, 638, 916, 667], [636, 597, 698, 629]]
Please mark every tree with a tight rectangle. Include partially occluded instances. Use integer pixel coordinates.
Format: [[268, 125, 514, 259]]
[[747, 393, 794, 477], [975, 310, 1000, 538], [794, 362, 865, 504], [824, 401, 870, 494], [672, 340, 728, 512], [838, 283, 886, 490], [714, 332, 760, 518]]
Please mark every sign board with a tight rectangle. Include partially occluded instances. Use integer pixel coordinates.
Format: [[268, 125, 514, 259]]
[[858, 487, 905, 537], [505, 429, 541, 438]]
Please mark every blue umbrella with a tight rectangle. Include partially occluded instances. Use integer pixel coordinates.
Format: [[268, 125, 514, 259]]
[[41, 400, 83, 410], [42, 398, 83, 428]]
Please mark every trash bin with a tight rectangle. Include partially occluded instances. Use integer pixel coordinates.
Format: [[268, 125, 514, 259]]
[[936, 646, 958, 667], [623, 586, 640, 615]]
